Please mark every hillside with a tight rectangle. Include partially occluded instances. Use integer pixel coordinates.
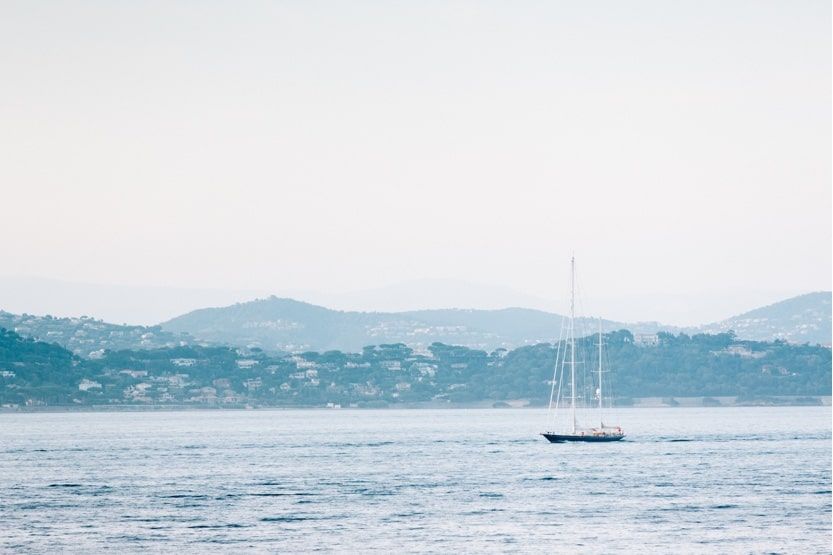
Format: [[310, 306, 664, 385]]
[[161, 293, 830, 353], [0, 311, 201, 358], [2, 330, 830, 409], [160, 296, 668, 352], [0, 328, 85, 406], [694, 292, 831, 345], [4, 292, 828, 356]]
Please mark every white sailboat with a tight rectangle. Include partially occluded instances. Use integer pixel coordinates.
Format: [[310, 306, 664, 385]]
[[541, 256, 625, 443]]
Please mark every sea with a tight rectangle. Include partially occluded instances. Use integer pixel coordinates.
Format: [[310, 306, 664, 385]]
[[1, 407, 830, 553]]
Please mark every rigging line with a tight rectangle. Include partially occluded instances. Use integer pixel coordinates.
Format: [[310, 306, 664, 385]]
[[552, 302, 568, 428], [569, 255, 576, 434], [552, 262, 572, 430], [572, 263, 587, 427], [573, 260, 603, 427], [546, 310, 567, 430], [603, 330, 620, 423], [601, 323, 617, 405]]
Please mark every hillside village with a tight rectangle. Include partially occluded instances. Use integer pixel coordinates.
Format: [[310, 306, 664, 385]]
[[2, 327, 829, 410], [1, 292, 830, 410], [0, 311, 201, 356]]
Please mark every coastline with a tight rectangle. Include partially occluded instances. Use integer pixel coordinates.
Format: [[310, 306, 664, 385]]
[[1, 395, 830, 413]]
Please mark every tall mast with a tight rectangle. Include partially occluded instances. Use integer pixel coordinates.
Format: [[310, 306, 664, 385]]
[[598, 318, 603, 416], [570, 255, 576, 434]]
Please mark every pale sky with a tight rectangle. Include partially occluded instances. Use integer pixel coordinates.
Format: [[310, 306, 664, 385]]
[[1, 1, 830, 326]]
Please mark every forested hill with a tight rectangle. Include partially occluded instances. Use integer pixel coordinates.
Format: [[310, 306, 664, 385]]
[[160, 293, 832, 353], [0, 328, 85, 405], [159, 296, 586, 352], [1, 328, 829, 409], [0, 311, 199, 357], [3, 292, 828, 357], [0, 327, 78, 371], [695, 291, 831, 344]]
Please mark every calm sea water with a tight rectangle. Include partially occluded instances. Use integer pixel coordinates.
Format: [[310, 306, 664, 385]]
[[1, 407, 830, 553]]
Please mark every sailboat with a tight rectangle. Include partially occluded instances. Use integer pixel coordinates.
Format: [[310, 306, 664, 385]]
[[541, 256, 625, 443]]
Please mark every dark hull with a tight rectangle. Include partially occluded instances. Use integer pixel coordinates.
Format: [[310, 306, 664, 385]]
[[542, 433, 625, 443]]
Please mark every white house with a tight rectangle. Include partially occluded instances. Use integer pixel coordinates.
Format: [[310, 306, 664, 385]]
[[78, 379, 102, 391]]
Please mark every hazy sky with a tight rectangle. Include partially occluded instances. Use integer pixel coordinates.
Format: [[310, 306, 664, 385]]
[[1, 1, 830, 325]]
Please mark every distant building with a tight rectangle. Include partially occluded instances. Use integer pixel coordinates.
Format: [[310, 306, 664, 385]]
[[221, 392, 245, 403], [634, 333, 659, 346], [171, 358, 197, 367], [78, 379, 102, 391], [345, 362, 371, 369], [244, 378, 262, 391], [122, 382, 152, 401], [119, 369, 148, 378], [723, 345, 766, 359], [289, 355, 317, 369]]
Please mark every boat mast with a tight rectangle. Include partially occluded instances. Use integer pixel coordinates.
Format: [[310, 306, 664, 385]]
[[598, 318, 603, 421], [570, 255, 576, 434]]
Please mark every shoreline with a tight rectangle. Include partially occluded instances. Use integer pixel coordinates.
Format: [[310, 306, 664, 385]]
[[1, 395, 830, 413]]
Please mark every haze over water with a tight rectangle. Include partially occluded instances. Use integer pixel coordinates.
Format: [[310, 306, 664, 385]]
[[2, 407, 830, 553]]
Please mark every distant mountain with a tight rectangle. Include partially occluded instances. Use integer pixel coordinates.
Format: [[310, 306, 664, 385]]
[[161, 292, 831, 353], [692, 292, 831, 345], [160, 296, 672, 352], [4, 292, 828, 356]]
